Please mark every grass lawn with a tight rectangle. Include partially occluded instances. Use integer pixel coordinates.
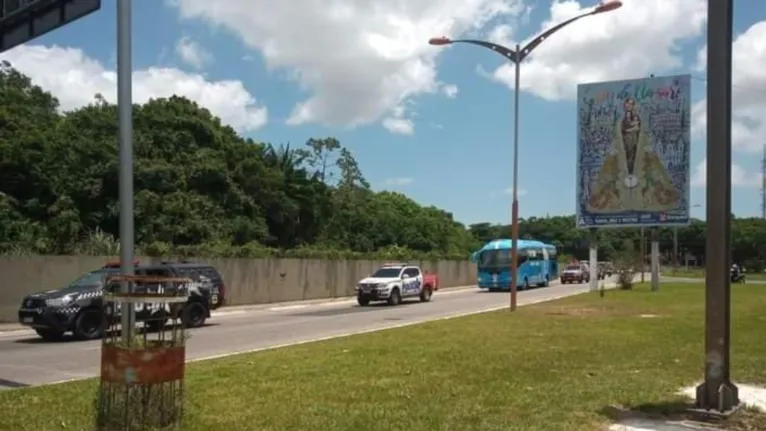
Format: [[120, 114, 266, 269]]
[[667, 267, 766, 281], [2, 283, 766, 431]]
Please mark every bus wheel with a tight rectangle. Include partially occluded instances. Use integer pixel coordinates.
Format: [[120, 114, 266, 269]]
[[522, 278, 529, 291], [543, 275, 550, 287]]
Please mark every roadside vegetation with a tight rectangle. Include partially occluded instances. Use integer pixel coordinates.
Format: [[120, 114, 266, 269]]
[[3, 61, 766, 267], [1, 282, 764, 431]]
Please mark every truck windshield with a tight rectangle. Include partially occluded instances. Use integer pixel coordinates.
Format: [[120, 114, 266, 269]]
[[67, 269, 117, 288], [565, 265, 580, 271], [371, 268, 402, 278]]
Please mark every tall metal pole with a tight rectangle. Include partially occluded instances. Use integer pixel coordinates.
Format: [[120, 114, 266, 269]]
[[117, 0, 135, 344], [673, 227, 679, 272], [695, 0, 738, 413], [640, 227, 645, 282], [650, 227, 660, 292], [509, 44, 521, 312]]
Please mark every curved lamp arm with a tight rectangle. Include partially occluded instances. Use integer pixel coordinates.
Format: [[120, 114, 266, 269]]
[[446, 39, 520, 62], [517, 10, 597, 62], [430, 1, 622, 64]]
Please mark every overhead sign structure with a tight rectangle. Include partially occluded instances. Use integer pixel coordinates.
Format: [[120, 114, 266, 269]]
[[575, 74, 692, 228], [0, 0, 101, 53]]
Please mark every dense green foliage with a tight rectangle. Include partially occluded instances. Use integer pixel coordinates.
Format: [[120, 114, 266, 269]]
[[1, 61, 764, 266], [0, 61, 476, 259]]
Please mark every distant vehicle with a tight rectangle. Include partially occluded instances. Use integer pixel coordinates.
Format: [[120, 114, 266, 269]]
[[18, 260, 226, 341], [597, 261, 614, 280], [730, 266, 746, 284], [355, 263, 439, 306], [471, 239, 559, 292], [560, 263, 590, 284]]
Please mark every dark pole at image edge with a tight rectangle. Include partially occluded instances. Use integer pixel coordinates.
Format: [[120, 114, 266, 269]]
[[117, 0, 135, 344], [694, 0, 738, 412]]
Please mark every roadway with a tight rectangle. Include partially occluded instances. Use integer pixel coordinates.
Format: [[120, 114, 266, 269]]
[[0, 280, 604, 389]]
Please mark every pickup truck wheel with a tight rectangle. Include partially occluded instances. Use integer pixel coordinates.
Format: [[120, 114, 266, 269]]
[[357, 296, 370, 306], [182, 302, 207, 328], [73, 309, 104, 341], [35, 328, 65, 341], [419, 286, 433, 302], [387, 288, 402, 306]]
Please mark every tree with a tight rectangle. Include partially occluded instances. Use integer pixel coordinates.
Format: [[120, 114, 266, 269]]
[[0, 63, 476, 259]]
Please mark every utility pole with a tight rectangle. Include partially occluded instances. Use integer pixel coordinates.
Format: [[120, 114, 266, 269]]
[[640, 227, 645, 282], [761, 144, 766, 219], [673, 227, 679, 272]]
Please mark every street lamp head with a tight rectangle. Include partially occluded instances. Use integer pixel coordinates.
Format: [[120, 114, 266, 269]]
[[428, 36, 452, 46], [593, 0, 622, 14]]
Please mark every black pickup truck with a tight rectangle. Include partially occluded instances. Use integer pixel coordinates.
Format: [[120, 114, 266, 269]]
[[18, 260, 226, 341]]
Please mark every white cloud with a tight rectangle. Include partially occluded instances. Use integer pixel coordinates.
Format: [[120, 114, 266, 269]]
[[175, 36, 213, 69], [692, 21, 766, 154], [441, 84, 459, 98], [382, 104, 414, 135], [491, 0, 707, 101], [691, 159, 760, 188], [171, 0, 528, 134], [384, 177, 414, 186], [487, 23, 516, 47], [382, 117, 414, 135], [0, 44, 267, 132]]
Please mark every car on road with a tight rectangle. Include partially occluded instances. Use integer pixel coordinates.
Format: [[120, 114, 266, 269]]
[[560, 263, 590, 284], [17, 260, 226, 341], [356, 263, 439, 306]]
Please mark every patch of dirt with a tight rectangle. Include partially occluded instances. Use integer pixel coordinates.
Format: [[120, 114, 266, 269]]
[[542, 306, 605, 316], [600, 403, 766, 431]]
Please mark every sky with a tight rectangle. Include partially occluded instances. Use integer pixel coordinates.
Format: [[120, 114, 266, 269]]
[[1, 0, 766, 225]]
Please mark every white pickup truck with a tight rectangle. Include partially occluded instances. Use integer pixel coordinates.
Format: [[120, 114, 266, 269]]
[[355, 263, 440, 306]]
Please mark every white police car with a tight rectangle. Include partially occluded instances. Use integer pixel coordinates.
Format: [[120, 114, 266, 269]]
[[355, 263, 436, 306]]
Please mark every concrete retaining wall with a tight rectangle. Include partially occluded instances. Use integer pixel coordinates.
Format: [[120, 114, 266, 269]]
[[0, 256, 477, 322]]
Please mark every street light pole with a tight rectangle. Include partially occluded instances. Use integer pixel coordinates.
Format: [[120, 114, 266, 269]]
[[117, 0, 135, 344], [510, 44, 520, 310], [695, 0, 739, 413], [429, 1, 623, 311]]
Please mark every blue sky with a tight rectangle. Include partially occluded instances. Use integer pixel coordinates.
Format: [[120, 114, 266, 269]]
[[3, 0, 766, 225]]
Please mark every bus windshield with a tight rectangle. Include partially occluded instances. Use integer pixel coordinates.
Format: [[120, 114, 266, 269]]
[[478, 249, 527, 270]]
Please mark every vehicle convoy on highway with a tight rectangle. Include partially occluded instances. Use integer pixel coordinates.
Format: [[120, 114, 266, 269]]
[[471, 239, 559, 291], [560, 263, 590, 284], [355, 263, 439, 306], [17, 260, 225, 341]]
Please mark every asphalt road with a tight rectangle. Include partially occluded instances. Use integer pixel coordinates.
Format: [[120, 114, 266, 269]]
[[0, 280, 604, 389]]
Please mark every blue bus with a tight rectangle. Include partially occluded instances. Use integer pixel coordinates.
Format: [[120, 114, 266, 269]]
[[471, 239, 559, 291]]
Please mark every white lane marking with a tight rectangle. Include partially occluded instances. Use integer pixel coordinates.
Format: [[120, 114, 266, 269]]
[[211, 310, 246, 317], [267, 305, 308, 312]]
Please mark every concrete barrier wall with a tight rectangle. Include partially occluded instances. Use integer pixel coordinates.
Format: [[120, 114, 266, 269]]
[[0, 256, 477, 322]]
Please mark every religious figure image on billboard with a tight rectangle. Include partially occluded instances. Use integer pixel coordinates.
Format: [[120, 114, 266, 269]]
[[576, 74, 691, 228]]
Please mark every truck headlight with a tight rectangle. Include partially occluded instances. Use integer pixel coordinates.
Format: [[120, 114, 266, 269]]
[[46, 294, 76, 307]]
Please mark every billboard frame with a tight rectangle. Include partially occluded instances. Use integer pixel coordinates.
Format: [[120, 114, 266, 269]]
[[0, 0, 101, 54], [575, 73, 692, 229]]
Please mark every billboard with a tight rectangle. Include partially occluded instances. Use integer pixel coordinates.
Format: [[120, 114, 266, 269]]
[[575, 74, 691, 229], [0, 0, 101, 54]]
